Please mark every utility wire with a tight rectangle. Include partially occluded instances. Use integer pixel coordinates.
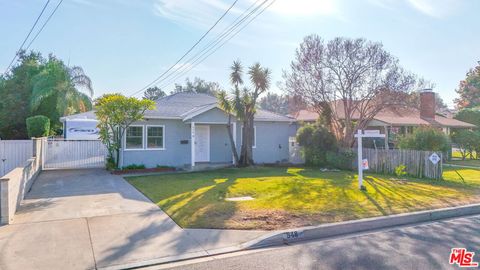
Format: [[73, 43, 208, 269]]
[[25, 0, 64, 51], [131, 0, 239, 96], [150, 0, 266, 89], [158, 0, 276, 90], [3, 0, 51, 75]]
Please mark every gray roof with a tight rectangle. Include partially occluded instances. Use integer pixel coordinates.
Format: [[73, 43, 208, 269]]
[[62, 92, 295, 122]]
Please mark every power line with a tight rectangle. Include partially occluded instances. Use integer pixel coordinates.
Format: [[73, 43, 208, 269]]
[[131, 0, 239, 96], [158, 0, 276, 90], [150, 0, 267, 89], [3, 0, 51, 75], [25, 0, 64, 51]]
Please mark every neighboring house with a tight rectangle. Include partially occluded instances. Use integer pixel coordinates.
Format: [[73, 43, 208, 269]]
[[291, 90, 476, 148], [61, 93, 297, 168]]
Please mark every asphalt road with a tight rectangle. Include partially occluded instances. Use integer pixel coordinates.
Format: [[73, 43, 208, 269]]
[[158, 215, 480, 270]]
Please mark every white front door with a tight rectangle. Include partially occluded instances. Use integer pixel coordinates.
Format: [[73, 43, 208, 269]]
[[195, 125, 210, 162]]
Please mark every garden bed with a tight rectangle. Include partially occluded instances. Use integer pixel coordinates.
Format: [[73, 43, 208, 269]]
[[112, 167, 176, 175]]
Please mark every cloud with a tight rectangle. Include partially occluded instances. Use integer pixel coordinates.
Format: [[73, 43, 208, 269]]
[[370, 0, 464, 18], [266, 0, 339, 17], [406, 0, 462, 18]]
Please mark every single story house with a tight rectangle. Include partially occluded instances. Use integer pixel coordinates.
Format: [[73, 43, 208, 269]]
[[291, 90, 476, 148], [61, 93, 297, 168]]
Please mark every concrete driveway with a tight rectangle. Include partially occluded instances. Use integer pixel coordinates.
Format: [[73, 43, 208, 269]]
[[0, 169, 264, 270]]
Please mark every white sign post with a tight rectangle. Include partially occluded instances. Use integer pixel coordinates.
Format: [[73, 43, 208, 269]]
[[354, 130, 386, 190]]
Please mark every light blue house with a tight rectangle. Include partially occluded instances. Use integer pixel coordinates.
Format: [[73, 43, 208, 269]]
[[62, 93, 298, 168]]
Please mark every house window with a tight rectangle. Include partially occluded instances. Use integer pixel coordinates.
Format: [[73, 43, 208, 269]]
[[147, 126, 164, 149], [125, 126, 143, 149]]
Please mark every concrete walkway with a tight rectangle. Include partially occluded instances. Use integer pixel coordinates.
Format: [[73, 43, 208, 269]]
[[0, 169, 266, 270]]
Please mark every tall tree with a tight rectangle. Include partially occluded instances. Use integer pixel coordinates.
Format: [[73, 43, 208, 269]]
[[29, 56, 93, 120], [143, 86, 166, 101], [0, 52, 42, 139], [217, 91, 239, 165], [283, 35, 416, 147], [258, 93, 289, 115], [95, 94, 155, 168], [455, 62, 480, 109], [172, 77, 221, 96], [218, 61, 271, 166], [0, 51, 93, 139]]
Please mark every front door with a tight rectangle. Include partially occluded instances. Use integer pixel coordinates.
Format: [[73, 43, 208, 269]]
[[195, 125, 210, 162]]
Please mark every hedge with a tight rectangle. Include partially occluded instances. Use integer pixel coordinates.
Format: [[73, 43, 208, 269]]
[[26, 115, 50, 138]]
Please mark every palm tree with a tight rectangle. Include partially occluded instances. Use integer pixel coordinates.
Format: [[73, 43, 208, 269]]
[[30, 58, 93, 119], [218, 60, 271, 167], [217, 90, 239, 165]]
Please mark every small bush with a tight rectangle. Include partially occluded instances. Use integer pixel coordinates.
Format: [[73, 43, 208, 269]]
[[397, 126, 450, 153], [326, 150, 356, 170], [122, 164, 146, 170], [26, 115, 50, 138], [296, 123, 337, 166], [106, 157, 116, 171], [395, 164, 407, 178]]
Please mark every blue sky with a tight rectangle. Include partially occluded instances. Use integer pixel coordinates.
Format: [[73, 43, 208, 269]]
[[1, 0, 479, 107]]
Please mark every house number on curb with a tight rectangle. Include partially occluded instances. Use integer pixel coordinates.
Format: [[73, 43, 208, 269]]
[[283, 230, 304, 241]]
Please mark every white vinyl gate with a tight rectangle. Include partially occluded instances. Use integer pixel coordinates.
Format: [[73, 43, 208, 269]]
[[44, 139, 107, 169], [0, 140, 33, 177]]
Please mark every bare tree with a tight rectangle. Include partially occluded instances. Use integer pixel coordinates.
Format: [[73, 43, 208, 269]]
[[283, 35, 416, 146]]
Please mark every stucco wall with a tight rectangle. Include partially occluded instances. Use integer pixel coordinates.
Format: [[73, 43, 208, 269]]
[[122, 118, 297, 168], [122, 119, 191, 168]]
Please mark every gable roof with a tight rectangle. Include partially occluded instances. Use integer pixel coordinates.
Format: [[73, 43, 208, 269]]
[[61, 92, 295, 122]]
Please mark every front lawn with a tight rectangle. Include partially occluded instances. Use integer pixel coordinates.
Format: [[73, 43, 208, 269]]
[[447, 159, 480, 168], [127, 167, 480, 230]]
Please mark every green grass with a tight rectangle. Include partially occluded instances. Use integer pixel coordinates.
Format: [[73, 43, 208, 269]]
[[127, 166, 480, 230], [447, 159, 480, 168]]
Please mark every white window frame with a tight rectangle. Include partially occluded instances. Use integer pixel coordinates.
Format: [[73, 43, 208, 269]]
[[241, 125, 256, 149], [124, 125, 144, 150], [146, 125, 166, 150]]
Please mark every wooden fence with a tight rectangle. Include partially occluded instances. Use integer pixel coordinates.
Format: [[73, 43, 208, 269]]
[[357, 148, 443, 180]]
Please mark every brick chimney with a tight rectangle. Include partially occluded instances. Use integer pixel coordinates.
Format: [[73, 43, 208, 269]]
[[420, 89, 436, 119]]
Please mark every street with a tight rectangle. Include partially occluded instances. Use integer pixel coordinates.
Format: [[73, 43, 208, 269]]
[[158, 215, 480, 270]]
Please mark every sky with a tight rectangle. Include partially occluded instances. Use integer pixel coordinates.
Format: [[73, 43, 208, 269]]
[[1, 0, 479, 107]]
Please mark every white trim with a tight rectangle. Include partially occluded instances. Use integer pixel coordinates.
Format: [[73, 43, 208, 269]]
[[191, 122, 195, 167], [144, 116, 182, 120], [145, 125, 166, 150], [184, 121, 230, 125], [182, 104, 218, 121], [124, 125, 144, 151]]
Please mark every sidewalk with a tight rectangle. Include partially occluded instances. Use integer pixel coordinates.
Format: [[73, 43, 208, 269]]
[[0, 169, 266, 270]]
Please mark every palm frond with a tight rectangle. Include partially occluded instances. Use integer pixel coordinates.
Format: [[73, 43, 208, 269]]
[[230, 60, 243, 86], [69, 66, 94, 96]]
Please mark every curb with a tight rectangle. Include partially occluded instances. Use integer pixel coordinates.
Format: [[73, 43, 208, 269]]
[[101, 203, 480, 269], [241, 203, 480, 249]]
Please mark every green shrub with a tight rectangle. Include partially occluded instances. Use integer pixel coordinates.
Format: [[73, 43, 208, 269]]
[[106, 157, 116, 171], [395, 164, 407, 178], [296, 123, 337, 166], [326, 150, 356, 170], [26, 115, 50, 138], [122, 164, 146, 170], [397, 126, 450, 153]]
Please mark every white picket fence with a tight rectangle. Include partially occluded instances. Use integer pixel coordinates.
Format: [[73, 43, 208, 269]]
[[43, 139, 107, 169], [0, 140, 33, 177]]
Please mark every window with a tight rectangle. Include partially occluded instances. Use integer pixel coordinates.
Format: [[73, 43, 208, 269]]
[[147, 126, 164, 149], [125, 126, 143, 149]]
